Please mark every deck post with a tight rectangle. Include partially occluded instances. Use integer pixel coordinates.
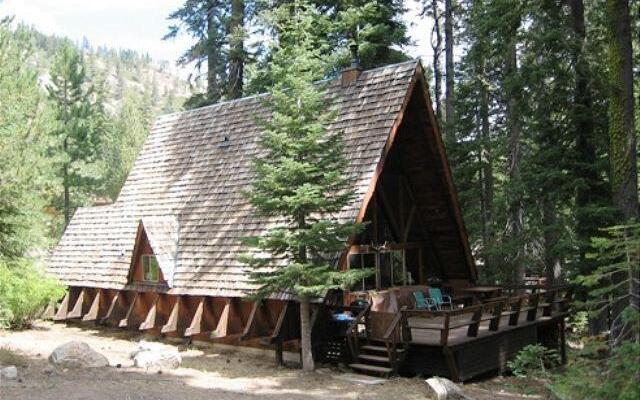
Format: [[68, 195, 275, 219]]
[[559, 318, 567, 364], [275, 339, 284, 366], [442, 346, 460, 382], [440, 313, 450, 346]]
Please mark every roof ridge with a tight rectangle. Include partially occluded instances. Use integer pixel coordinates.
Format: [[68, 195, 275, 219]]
[[157, 59, 421, 121]]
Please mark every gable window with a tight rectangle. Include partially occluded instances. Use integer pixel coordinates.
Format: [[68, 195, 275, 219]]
[[142, 255, 159, 282]]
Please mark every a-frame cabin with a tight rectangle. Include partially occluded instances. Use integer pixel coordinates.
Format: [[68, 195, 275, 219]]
[[48, 60, 570, 381]]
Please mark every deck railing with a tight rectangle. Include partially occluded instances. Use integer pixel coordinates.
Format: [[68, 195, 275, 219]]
[[401, 287, 573, 347]]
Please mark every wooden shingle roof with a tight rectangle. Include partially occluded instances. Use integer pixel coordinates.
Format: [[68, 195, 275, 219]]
[[47, 60, 474, 297]]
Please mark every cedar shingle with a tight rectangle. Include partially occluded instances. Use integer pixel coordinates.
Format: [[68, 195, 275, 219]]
[[47, 61, 433, 297]]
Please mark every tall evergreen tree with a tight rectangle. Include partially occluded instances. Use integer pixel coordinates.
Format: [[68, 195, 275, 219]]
[[605, 0, 638, 221], [423, 0, 443, 120], [326, 0, 410, 69], [242, 0, 367, 371], [47, 42, 100, 226], [0, 20, 54, 257], [444, 0, 455, 131], [227, 0, 246, 99], [165, 0, 229, 106]]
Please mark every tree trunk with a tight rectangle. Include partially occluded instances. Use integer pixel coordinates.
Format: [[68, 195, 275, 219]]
[[444, 0, 455, 133], [542, 196, 562, 284], [207, 1, 221, 102], [431, 0, 443, 121], [505, 33, 525, 284], [228, 0, 244, 99], [479, 59, 494, 270], [567, 0, 608, 264], [606, 0, 638, 221], [63, 138, 70, 227], [299, 296, 315, 371]]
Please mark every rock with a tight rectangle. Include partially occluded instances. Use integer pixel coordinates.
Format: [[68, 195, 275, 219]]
[[131, 341, 181, 370], [1, 365, 18, 380], [48, 341, 109, 368], [425, 377, 473, 400]]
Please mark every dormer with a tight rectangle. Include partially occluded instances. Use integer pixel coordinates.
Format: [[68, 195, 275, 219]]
[[128, 217, 179, 287]]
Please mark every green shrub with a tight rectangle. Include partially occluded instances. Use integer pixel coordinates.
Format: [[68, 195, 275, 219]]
[[550, 342, 640, 400], [0, 258, 65, 329], [507, 344, 561, 378]]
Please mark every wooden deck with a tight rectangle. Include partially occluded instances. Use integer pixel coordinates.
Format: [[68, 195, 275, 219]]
[[339, 286, 572, 381], [407, 307, 566, 347]]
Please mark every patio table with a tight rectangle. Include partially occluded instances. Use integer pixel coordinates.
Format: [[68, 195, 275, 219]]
[[460, 286, 503, 304]]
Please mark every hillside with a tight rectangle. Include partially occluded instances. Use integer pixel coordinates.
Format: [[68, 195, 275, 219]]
[[16, 23, 196, 115]]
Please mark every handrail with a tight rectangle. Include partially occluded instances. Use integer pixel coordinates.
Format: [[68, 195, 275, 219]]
[[346, 303, 371, 337], [383, 306, 407, 341], [401, 290, 573, 347], [345, 303, 371, 361]]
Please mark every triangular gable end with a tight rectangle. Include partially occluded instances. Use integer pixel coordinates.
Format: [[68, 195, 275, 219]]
[[351, 61, 477, 282], [128, 217, 179, 287]]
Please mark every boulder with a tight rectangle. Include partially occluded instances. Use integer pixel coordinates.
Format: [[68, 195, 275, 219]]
[[131, 341, 181, 370], [1, 365, 18, 380], [49, 341, 109, 368], [425, 377, 473, 400]]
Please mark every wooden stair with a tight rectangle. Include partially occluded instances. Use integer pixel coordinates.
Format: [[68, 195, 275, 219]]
[[348, 341, 405, 378]]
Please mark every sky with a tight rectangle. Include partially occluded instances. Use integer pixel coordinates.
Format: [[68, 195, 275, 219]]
[[0, 0, 433, 77]]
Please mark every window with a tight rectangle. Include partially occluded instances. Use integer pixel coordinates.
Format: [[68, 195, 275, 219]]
[[348, 253, 376, 291], [142, 255, 159, 282]]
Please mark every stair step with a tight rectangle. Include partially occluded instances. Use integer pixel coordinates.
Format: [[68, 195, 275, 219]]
[[348, 363, 393, 375], [358, 354, 390, 363], [361, 345, 405, 353]]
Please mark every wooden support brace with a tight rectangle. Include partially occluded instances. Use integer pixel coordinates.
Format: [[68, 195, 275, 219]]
[[270, 302, 289, 342], [184, 298, 204, 337], [212, 298, 232, 338], [241, 301, 261, 340], [101, 291, 120, 323], [119, 292, 139, 328], [161, 296, 181, 334], [82, 289, 102, 322], [139, 294, 160, 331], [67, 288, 86, 319], [53, 292, 70, 321], [42, 303, 56, 320]]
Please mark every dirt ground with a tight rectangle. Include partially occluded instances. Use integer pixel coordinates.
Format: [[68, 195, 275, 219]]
[[0, 322, 545, 400]]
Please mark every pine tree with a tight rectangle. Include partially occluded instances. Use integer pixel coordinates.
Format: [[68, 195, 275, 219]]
[[165, 0, 229, 106], [0, 20, 54, 257], [424, 0, 443, 121], [325, 0, 410, 69], [227, 0, 246, 99], [605, 0, 638, 221], [47, 41, 99, 226], [242, 0, 368, 371], [101, 89, 153, 200]]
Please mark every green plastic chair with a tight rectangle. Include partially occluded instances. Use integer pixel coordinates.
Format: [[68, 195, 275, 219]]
[[428, 287, 454, 310], [413, 291, 437, 310]]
